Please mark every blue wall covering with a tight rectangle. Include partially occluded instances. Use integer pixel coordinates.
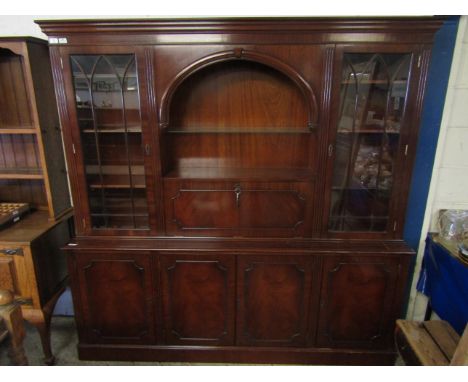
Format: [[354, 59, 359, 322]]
[[403, 16, 460, 250]]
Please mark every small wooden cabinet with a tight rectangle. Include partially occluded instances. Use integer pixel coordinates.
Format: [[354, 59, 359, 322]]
[[0, 38, 72, 364], [37, 17, 443, 365]]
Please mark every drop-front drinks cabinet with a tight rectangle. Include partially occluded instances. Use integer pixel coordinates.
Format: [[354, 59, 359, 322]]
[[37, 17, 443, 365]]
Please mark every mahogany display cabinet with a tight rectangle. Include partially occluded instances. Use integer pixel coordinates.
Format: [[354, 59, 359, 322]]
[[37, 17, 443, 365]]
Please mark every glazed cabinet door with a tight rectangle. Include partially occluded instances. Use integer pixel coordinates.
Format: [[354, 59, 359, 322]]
[[56, 47, 159, 235], [316, 254, 405, 349], [160, 253, 236, 345], [324, 45, 424, 238], [237, 255, 319, 347], [71, 251, 157, 344]]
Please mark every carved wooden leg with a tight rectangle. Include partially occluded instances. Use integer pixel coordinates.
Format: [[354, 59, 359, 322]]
[[31, 310, 55, 365], [8, 332, 29, 366], [0, 290, 28, 366], [22, 285, 65, 365]]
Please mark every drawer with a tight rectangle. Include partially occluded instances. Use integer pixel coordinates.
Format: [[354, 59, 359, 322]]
[[0, 246, 26, 297], [164, 180, 313, 237]]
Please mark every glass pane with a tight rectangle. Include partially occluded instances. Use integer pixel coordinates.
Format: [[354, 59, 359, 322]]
[[71, 54, 148, 230], [329, 53, 411, 232]]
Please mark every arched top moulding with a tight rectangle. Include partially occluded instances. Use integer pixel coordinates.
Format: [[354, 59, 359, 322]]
[[158, 49, 319, 130]]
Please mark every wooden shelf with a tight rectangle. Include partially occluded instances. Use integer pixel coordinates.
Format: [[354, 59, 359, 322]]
[[0, 209, 71, 244], [88, 174, 146, 189], [0, 127, 37, 134], [82, 126, 142, 134], [90, 213, 149, 218], [0, 168, 43, 180], [166, 127, 311, 134], [164, 167, 315, 181], [337, 129, 400, 134], [341, 79, 407, 85], [330, 214, 389, 220]]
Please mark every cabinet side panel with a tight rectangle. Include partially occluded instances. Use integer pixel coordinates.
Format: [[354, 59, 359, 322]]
[[30, 218, 70, 306], [27, 42, 71, 218]]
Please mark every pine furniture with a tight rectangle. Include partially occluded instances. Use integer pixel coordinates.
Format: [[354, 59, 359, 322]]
[[0, 38, 73, 365], [37, 17, 443, 365], [0, 289, 28, 365], [395, 320, 468, 365]]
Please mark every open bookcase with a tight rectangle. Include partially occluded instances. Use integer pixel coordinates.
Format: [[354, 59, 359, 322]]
[[162, 60, 314, 179], [0, 38, 71, 220], [0, 37, 72, 365]]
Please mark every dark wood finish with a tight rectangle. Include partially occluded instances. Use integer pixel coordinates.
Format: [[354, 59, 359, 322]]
[[164, 180, 312, 237], [160, 253, 235, 345], [160, 49, 318, 130], [77, 343, 397, 365], [37, 17, 442, 365], [237, 255, 318, 347], [56, 46, 158, 236], [73, 251, 156, 344], [316, 254, 405, 349]]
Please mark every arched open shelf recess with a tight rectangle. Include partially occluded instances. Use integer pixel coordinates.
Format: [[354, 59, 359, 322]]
[[159, 49, 319, 132]]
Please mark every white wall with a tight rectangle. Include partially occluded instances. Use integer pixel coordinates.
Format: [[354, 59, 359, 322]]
[[0, 15, 159, 39], [0, 16, 47, 39], [407, 15, 468, 320]]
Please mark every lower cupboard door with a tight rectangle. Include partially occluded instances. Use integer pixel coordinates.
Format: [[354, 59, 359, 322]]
[[160, 253, 236, 345], [237, 255, 316, 347], [316, 255, 402, 349], [74, 251, 156, 344]]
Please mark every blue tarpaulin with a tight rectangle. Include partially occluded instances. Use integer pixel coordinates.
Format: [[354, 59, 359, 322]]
[[417, 235, 468, 335]]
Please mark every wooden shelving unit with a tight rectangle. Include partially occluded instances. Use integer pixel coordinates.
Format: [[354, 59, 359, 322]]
[[0, 37, 73, 365]]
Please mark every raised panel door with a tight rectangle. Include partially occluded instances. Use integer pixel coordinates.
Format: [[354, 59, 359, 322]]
[[237, 255, 317, 346], [316, 255, 401, 349], [160, 253, 235, 345], [73, 251, 156, 344]]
